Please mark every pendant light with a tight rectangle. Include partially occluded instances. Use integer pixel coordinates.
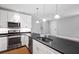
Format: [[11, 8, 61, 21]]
[[42, 18, 47, 22], [36, 20, 39, 23], [36, 8, 40, 23], [54, 4, 60, 19], [42, 4, 47, 22]]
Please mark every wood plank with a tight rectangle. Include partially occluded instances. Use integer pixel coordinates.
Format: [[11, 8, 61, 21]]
[[0, 46, 31, 54]]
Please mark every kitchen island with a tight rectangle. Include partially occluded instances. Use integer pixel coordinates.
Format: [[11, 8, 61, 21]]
[[32, 33, 79, 54]]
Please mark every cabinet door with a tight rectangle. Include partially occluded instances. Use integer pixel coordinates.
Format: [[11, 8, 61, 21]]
[[8, 11, 21, 22], [33, 40, 52, 54], [33, 39, 60, 54], [33, 39, 39, 54], [45, 46, 60, 54], [37, 41, 60, 54], [20, 14, 31, 29], [21, 35, 29, 47], [0, 37, 7, 51], [0, 10, 8, 28], [33, 39, 46, 54], [20, 14, 27, 28], [26, 15, 32, 29]]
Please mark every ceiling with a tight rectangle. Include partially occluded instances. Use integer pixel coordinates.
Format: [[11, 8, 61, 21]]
[[0, 4, 79, 19]]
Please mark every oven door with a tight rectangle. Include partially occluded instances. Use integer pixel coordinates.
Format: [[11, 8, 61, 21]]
[[8, 30, 21, 50], [8, 36, 21, 50]]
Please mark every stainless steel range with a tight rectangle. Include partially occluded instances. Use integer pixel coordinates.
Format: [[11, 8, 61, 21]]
[[8, 22, 21, 50]]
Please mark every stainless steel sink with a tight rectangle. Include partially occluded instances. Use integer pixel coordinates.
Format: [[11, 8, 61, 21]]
[[42, 38, 52, 42], [41, 37, 53, 45], [38, 37, 53, 42], [36, 36, 53, 45]]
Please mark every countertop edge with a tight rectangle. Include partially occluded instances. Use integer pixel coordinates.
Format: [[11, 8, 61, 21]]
[[0, 32, 31, 37], [33, 38, 64, 54]]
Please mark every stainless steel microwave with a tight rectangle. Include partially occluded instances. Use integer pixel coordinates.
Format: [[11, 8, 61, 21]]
[[8, 22, 20, 28]]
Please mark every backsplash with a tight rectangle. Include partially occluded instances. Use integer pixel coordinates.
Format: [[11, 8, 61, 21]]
[[0, 28, 8, 33]]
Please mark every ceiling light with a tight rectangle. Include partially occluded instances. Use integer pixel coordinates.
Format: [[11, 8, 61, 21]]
[[54, 14, 60, 19], [42, 18, 47, 22], [36, 20, 40, 23]]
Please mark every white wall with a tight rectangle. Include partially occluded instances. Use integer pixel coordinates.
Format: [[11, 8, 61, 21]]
[[56, 15, 79, 38], [32, 16, 41, 33], [32, 14, 79, 39], [32, 16, 50, 34], [50, 20, 57, 35]]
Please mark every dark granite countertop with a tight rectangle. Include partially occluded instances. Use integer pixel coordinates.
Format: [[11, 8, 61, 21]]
[[0, 32, 31, 37], [33, 37, 64, 54], [32, 33, 79, 54]]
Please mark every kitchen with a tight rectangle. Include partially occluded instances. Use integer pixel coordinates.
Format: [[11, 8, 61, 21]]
[[0, 5, 32, 54], [0, 4, 79, 54]]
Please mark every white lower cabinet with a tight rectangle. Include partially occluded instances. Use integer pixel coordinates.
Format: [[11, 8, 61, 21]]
[[33, 39, 60, 54], [21, 35, 29, 47], [0, 37, 7, 51]]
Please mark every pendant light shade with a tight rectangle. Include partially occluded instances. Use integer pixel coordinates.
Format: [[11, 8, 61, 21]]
[[36, 5, 47, 23], [54, 14, 60, 19], [36, 20, 40, 23], [54, 4, 60, 19], [42, 18, 47, 22], [42, 4, 47, 22]]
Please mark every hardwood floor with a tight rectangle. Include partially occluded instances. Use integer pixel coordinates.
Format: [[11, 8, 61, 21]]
[[0, 46, 31, 54]]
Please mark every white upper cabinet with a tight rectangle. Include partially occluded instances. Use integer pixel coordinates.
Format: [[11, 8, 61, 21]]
[[20, 14, 27, 28], [0, 10, 8, 28], [26, 15, 32, 29], [0, 9, 32, 32], [7, 11, 21, 23], [7, 11, 32, 32], [7, 11, 14, 22], [20, 14, 32, 29]]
